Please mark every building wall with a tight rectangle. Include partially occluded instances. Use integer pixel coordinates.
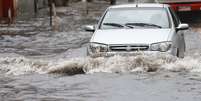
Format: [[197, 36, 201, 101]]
[[17, 0, 47, 19], [17, 0, 34, 18]]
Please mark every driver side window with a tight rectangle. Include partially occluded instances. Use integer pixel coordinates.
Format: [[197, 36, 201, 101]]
[[169, 7, 180, 27]]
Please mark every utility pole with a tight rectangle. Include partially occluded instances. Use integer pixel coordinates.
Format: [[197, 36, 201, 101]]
[[82, 0, 89, 15], [49, 0, 53, 26], [34, 0, 38, 16], [110, 0, 116, 5], [8, 8, 12, 27]]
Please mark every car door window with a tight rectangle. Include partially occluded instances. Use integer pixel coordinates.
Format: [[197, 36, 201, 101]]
[[169, 7, 180, 27]]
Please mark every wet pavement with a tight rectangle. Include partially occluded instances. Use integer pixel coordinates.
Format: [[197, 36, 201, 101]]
[[1, 0, 201, 101]]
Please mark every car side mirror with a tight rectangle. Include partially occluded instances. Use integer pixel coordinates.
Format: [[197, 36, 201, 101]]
[[84, 25, 95, 32], [176, 24, 189, 31]]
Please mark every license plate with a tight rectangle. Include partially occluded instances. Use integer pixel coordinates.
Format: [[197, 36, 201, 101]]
[[178, 6, 191, 11]]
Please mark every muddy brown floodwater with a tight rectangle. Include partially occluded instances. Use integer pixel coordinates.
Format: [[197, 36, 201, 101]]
[[1, 1, 201, 101]]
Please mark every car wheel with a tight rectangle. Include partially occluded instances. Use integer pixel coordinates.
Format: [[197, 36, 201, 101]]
[[176, 48, 184, 58], [86, 47, 90, 56]]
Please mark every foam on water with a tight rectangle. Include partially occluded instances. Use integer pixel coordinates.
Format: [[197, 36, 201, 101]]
[[83, 53, 177, 73], [1, 53, 201, 75], [0, 57, 49, 75], [164, 56, 201, 72]]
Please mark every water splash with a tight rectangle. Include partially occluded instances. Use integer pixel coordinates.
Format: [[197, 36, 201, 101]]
[[164, 56, 201, 72], [83, 54, 177, 73], [48, 59, 85, 75], [47, 53, 201, 74], [1, 53, 201, 75], [0, 56, 49, 75]]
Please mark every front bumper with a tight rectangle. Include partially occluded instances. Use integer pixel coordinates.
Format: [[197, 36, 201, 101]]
[[88, 51, 173, 58]]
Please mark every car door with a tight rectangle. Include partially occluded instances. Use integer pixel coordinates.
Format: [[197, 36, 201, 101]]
[[169, 7, 186, 57]]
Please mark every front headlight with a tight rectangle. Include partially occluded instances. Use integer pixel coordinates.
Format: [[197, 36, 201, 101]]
[[150, 41, 172, 52], [89, 43, 108, 53]]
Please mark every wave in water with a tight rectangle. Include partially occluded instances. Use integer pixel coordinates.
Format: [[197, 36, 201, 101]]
[[1, 53, 201, 75]]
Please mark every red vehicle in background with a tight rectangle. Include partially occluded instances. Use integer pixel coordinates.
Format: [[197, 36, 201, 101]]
[[0, 0, 17, 23], [158, 0, 201, 12]]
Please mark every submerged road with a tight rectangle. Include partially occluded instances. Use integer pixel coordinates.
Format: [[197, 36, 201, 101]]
[[1, 18, 201, 101], [1, 1, 201, 101]]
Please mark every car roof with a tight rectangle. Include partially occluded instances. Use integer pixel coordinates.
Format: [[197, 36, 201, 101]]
[[109, 3, 170, 9]]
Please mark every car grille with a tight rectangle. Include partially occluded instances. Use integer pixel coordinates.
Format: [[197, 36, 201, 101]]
[[109, 45, 149, 52]]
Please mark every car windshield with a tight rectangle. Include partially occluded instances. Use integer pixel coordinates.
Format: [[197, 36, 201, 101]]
[[100, 7, 170, 29]]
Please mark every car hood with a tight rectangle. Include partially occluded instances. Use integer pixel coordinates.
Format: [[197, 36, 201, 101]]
[[91, 29, 172, 45]]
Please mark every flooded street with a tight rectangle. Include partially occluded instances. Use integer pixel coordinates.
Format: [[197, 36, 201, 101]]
[[1, 0, 201, 101], [1, 72, 201, 101]]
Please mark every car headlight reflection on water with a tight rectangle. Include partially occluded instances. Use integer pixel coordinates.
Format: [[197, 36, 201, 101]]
[[89, 43, 108, 53], [150, 41, 172, 52]]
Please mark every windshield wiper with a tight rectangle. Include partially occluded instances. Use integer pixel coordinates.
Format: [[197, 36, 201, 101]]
[[103, 23, 133, 28], [125, 23, 162, 28]]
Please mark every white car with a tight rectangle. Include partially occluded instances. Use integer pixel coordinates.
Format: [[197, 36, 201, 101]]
[[85, 4, 189, 58]]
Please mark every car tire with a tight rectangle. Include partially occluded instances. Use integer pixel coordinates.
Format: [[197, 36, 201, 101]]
[[86, 48, 90, 56], [177, 48, 184, 58]]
